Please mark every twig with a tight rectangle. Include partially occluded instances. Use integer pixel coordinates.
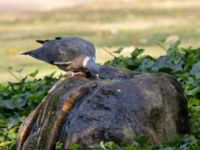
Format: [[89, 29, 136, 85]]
[[156, 42, 167, 51], [102, 47, 116, 58], [8, 70, 21, 81]]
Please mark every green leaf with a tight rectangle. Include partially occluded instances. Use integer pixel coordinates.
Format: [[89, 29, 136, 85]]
[[114, 47, 124, 54], [0, 141, 12, 147], [124, 145, 137, 150], [0, 114, 9, 128], [152, 56, 183, 73], [105, 141, 114, 149], [28, 70, 39, 78], [99, 141, 107, 150], [186, 87, 199, 96], [189, 98, 200, 106], [7, 117, 20, 129], [0, 99, 16, 110], [68, 143, 80, 150], [190, 61, 200, 76], [167, 39, 181, 55], [15, 68, 23, 73], [55, 141, 64, 150], [138, 56, 155, 72], [131, 48, 144, 58], [136, 135, 149, 146]]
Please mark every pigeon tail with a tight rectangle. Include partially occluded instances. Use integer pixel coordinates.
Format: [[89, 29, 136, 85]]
[[22, 48, 53, 64], [21, 48, 42, 57], [21, 51, 32, 55]]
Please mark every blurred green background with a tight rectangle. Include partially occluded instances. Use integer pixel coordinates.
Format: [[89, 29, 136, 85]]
[[0, 0, 200, 83]]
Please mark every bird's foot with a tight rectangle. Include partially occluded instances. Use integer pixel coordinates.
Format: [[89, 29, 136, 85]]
[[63, 72, 87, 78], [71, 72, 87, 77]]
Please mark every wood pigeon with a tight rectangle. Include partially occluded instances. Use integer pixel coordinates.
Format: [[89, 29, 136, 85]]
[[22, 37, 100, 77]]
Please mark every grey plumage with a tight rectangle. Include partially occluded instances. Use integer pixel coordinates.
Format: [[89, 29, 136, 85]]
[[22, 37, 100, 76]]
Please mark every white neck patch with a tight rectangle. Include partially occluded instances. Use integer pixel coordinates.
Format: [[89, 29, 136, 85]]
[[83, 56, 92, 67]]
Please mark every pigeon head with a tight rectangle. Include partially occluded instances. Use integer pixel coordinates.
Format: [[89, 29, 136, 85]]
[[83, 56, 100, 77]]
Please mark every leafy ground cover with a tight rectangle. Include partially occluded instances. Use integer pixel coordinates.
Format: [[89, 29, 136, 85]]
[[0, 71, 57, 149], [0, 40, 200, 149]]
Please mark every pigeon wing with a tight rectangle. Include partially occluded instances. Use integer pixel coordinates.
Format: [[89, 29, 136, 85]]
[[22, 39, 77, 65], [60, 37, 96, 58]]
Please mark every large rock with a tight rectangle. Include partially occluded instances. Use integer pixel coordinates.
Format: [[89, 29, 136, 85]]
[[17, 67, 189, 150]]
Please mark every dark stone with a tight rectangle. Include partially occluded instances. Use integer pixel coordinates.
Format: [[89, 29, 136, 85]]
[[17, 67, 190, 150], [59, 74, 189, 149]]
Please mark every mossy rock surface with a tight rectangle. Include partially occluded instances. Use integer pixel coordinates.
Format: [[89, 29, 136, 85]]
[[17, 66, 190, 150]]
